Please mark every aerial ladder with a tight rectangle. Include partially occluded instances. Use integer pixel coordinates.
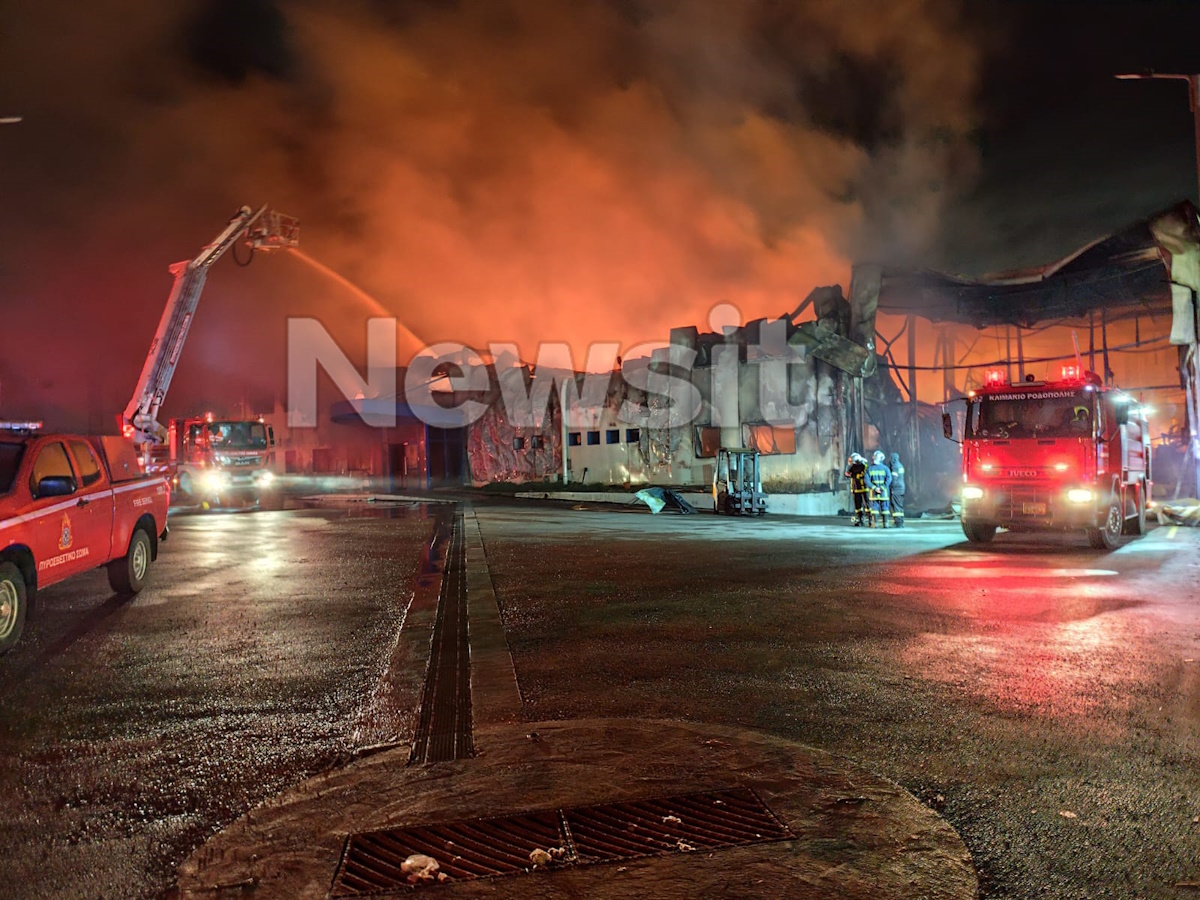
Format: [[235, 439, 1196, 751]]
[[122, 205, 299, 453]]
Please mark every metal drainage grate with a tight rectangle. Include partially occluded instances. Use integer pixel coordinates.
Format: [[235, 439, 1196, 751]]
[[408, 507, 473, 765], [566, 786, 793, 862], [331, 809, 562, 894], [329, 787, 792, 894]]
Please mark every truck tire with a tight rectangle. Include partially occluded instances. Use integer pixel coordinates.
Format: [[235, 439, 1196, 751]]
[[0, 562, 28, 655], [962, 521, 996, 543], [1087, 494, 1123, 551], [1122, 484, 1147, 536], [107, 529, 152, 596]]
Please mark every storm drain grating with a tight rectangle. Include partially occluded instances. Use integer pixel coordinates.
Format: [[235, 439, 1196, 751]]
[[565, 786, 793, 861], [408, 507, 473, 765], [329, 787, 793, 894], [330, 810, 563, 894]]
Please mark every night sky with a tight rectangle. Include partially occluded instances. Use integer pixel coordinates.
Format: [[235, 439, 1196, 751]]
[[2, 0, 1200, 428]]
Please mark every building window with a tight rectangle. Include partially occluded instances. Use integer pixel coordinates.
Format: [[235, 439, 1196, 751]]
[[587, 430, 600, 446], [606, 429, 620, 444], [513, 436, 526, 450], [531, 435, 545, 450], [693, 426, 720, 459], [744, 424, 796, 455], [625, 428, 640, 443], [568, 432, 582, 447]]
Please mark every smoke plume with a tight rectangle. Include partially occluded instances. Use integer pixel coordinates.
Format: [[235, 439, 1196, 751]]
[[0, 0, 979, 427]]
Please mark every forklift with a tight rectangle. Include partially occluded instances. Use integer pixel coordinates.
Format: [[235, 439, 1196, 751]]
[[713, 447, 767, 515]]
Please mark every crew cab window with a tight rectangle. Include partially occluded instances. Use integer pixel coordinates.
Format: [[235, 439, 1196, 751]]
[[0, 442, 24, 495], [68, 440, 103, 488], [29, 442, 75, 497]]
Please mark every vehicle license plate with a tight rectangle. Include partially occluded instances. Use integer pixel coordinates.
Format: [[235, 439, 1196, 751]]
[[1023, 502, 1046, 515]]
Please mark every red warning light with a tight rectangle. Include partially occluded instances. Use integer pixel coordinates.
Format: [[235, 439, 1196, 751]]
[[1061, 364, 1081, 382], [984, 368, 1007, 387]]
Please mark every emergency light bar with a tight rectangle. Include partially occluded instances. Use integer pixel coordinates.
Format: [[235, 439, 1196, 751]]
[[984, 368, 1007, 387], [0, 420, 42, 433], [1061, 364, 1081, 381]]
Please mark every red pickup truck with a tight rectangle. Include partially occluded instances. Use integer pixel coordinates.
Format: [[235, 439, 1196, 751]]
[[0, 427, 170, 653]]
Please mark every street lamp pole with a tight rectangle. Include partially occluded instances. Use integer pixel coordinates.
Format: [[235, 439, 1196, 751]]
[[1116, 72, 1200, 496]]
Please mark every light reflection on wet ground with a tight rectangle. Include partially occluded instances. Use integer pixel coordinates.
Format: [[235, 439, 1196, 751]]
[[478, 505, 1200, 899]]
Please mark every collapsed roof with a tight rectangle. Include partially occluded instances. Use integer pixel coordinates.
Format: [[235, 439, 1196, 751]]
[[868, 200, 1200, 329]]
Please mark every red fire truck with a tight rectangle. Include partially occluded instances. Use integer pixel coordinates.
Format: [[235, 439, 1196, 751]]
[[944, 364, 1151, 550], [0, 423, 170, 653], [146, 414, 277, 506], [121, 205, 296, 507]]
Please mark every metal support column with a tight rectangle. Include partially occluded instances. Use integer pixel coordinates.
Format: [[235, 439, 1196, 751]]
[[907, 315, 920, 497]]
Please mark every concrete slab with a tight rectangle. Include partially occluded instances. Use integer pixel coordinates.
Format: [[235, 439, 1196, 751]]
[[176, 718, 977, 899]]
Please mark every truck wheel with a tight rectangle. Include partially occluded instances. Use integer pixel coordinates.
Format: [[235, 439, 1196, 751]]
[[1087, 495, 1123, 550], [1122, 484, 1147, 536], [0, 562, 28, 655], [107, 529, 152, 596], [963, 522, 996, 543]]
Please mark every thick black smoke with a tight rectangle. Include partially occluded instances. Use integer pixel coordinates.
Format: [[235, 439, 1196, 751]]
[[3, 0, 985, 428]]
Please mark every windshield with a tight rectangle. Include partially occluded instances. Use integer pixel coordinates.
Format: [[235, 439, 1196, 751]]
[[207, 421, 269, 449], [970, 390, 1093, 439], [0, 441, 25, 494]]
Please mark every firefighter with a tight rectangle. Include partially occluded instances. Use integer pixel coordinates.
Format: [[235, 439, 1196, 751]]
[[1068, 405, 1091, 434], [866, 450, 893, 528], [889, 451, 906, 527], [844, 453, 869, 525]]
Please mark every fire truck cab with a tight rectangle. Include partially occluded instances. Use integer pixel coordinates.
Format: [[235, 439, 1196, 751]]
[[146, 414, 276, 506], [948, 365, 1151, 550]]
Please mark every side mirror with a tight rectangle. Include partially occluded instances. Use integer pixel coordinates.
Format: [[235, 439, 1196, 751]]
[[268, 426, 276, 447], [37, 475, 76, 498], [1114, 405, 1129, 426], [942, 411, 954, 440]]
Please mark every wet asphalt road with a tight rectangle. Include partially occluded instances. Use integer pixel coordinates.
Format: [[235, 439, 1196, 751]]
[[478, 506, 1200, 899], [0, 501, 1197, 898], [0, 505, 431, 900]]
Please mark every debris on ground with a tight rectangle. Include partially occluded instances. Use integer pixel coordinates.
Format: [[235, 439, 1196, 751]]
[[663, 815, 682, 824], [1059, 810, 1078, 819], [529, 849, 553, 867], [633, 487, 697, 515], [401, 854, 441, 883], [1157, 499, 1200, 526]]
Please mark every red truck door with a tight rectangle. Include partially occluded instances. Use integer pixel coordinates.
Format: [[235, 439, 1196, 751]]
[[27, 441, 112, 588], [66, 439, 115, 565], [26, 440, 95, 585]]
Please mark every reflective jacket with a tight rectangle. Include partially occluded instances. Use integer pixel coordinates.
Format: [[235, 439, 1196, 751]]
[[866, 462, 892, 499], [845, 459, 868, 493]]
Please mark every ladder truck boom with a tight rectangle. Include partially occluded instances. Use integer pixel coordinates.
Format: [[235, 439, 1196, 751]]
[[122, 205, 298, 448]]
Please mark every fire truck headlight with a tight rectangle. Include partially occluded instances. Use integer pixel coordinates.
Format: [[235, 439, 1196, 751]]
[[200, 470, 231, 493], [962, 486, 984, 501], [255, 470, 275, 486], [1067, 488, 1093, 503], [1054, 463, 1069, 472]]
